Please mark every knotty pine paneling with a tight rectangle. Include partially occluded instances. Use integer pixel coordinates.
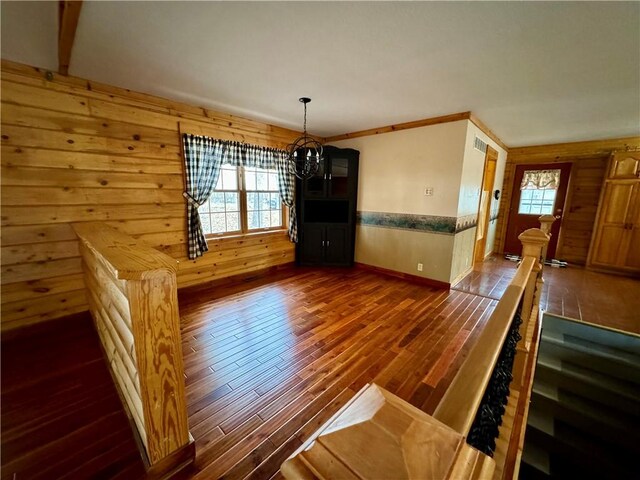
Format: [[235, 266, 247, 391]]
[[495, 136, 640, 264], [0, 60, 299, 331]]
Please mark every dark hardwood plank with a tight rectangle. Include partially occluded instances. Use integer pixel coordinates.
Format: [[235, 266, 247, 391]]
[[179, 267, 498, 479], [0, 313, 145, 480]]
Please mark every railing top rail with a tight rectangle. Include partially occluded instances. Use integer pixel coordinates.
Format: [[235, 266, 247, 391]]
[[73, 222, 178, 280], [433, 256, 536, 435]]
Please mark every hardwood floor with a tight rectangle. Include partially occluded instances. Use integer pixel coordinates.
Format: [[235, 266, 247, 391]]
[[0, 313, 146, 480], [177, 267, 497, 479], [453, 255, 640, 334]]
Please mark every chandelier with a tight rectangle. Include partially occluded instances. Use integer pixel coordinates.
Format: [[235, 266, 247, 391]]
[[287, 97, 323, 179]]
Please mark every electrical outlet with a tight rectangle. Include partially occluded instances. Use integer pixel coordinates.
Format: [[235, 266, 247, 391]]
[[424, 187, 433, 196], [417, 263, 423, 272]]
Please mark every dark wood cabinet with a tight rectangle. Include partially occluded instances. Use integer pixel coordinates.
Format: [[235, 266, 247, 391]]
[[296, 146, 359, 266]]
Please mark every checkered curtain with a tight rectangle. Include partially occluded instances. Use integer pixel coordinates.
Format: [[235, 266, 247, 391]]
[[182, 136, 297, 259], [276, 154, 297, 243], [182, 134, 226, 259]]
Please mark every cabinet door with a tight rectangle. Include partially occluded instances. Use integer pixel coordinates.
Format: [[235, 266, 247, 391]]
[[303, 159, 326, 198], [328, 156, 350, 198], [299, 225, 325, 265], [591, 182, 635, 267], [609, 152, 640, 179], [622, 183, 640, 269], [324, 225, 349, 266]]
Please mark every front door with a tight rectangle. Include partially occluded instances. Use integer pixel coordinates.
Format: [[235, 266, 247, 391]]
[[504, 163, 572, 258]]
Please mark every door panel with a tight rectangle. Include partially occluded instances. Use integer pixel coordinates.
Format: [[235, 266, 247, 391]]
[[324, 225, 349, 266], [594, 226, 626, 265], [504, 163, 572, 258], [300, 225, 324, 265]]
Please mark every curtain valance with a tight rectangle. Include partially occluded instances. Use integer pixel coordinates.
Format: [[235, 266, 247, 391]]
[[520, 169, 561, 190], [182, 134, 296, 259]]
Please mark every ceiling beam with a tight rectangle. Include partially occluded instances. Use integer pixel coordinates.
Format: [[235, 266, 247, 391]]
[[58, 0, 83, 76]]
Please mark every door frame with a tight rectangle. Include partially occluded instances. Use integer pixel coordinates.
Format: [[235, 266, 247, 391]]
[[503, 162, 572, 258], [472, 146, 498, 265]]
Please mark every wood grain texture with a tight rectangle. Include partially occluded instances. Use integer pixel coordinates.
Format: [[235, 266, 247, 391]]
[[495, 138, 640, 263], [281, 383, 495, 480], [75, 223, 190, 468], [0, 313, 146, 480], [433, 256, 536, 434], [175, 267, 499, 479], [324, 111, 472, 142], [0, 59, 298, 331]]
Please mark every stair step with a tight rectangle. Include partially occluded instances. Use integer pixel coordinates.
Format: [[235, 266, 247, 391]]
[[520, 439, 550, 476], [541, 314, 640, 356], [524, 424, 636, 478], [538, 338, 640, 385], [535, 360, 640, 417], [530, 388, 640, 450]]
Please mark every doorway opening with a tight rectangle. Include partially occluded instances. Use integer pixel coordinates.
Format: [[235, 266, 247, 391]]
[[473, 146, 498, 265]]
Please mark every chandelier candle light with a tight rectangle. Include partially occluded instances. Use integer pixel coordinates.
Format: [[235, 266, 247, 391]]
[[287, 97, 324, 179]]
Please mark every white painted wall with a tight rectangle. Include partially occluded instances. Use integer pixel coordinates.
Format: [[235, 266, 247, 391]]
[[331, 121, 468, 217], [332, 119, 506, 284]]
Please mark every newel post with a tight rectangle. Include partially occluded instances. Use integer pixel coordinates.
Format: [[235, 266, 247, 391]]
[[538, 214, 556, 264], [518, 229, 549, 327]]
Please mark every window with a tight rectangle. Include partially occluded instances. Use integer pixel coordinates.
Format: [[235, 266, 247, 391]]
[[198, 165, 284, 236], [518, 188, 557, 215]]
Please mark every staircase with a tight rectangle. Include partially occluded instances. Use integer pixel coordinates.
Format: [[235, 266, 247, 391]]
[[520, 314, 640, 479]]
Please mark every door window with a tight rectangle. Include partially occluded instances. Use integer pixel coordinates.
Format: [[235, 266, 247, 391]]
[[518, 169, 560, 215]]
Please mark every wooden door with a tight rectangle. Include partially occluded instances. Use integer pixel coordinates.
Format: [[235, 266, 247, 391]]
[[504, 163, 572, 258], [591, 181, 639, 268], [474, 147, 498, 264], [622, 184, 640, 269]]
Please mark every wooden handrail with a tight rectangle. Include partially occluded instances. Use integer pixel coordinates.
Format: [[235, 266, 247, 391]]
[[73, 222, 193, 476], [433, 256, 535, 434]]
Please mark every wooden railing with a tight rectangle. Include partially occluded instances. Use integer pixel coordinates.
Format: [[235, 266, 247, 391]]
[[282, 226, 550, 479], [73, 222, 193, 477]]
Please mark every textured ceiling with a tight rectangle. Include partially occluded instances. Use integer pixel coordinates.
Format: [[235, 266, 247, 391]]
[[2, 1, 639, 146]]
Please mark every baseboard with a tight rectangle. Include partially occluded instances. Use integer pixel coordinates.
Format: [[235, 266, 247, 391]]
[[178, 262, 297, 295], [354, 262, 450, 289], [145, 434, 196, 480], [450, 265, 474, 288]]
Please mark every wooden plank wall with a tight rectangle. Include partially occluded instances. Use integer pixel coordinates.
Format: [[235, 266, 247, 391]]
[[495, 137, 640, 264], [74, 222, 190, 466], [0, 60, 297, 332]]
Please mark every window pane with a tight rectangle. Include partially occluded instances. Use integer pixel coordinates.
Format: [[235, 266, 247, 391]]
[[260, 210, 270, 228], [248, 210, 260, 230], [256, 171, 268, 190], [210, 213, 226, 233], [200, 213, 211, 233], [245, 169, 256, 190], [225, 192, 239, 212], [268, 172, 279, 191], [226, 212, 240, 231], [259, 192, 270, 210], [247, 192, 258, 210], [209, 192, 225, 212], [271, 209, 282, 227], [222, 168, 237, 190], [270, 192, 280, 210]]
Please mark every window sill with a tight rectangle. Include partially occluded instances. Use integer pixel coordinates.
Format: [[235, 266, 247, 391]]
[[205, 229, 288, 241]]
